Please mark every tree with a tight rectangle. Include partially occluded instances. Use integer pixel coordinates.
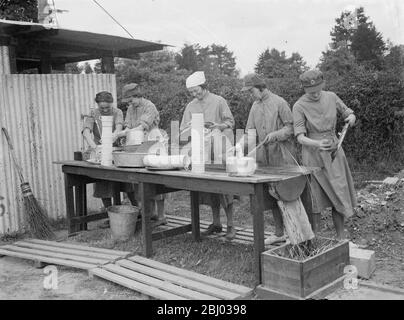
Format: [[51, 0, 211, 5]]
[[176, 43, 238, 77], [175, 44, 199, 72], [255, 48, 308, 78], [318, 46, 358, 76], [0, 0, 38, 22], [330, 7, 386, 69], [383, 44, 404, 71]]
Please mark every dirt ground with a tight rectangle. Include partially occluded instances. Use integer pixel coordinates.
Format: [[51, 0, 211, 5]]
[[0, 171, 403, 300]]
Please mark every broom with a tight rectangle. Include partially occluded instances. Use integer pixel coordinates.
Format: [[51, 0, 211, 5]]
[[1, 127, 55, 239]]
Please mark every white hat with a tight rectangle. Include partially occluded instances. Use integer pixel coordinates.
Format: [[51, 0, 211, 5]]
[[186, 71, 206, 89]]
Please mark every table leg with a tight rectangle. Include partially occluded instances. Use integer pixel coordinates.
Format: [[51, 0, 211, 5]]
[[190, 191, 200, 241], [140, 182, 155, 257], [75, 183, 87, 231], [113, 189, 121, 205], [64, 174, 76, 235], [251, 184, 265, 285]]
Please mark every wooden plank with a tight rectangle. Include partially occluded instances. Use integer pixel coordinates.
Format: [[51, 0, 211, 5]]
[[256, 285, 301, 300], [302, 253, 348, 297], [103, 263, 218, 300], [128, 256, 252, 296], [70, 212, 108, 224], [302, 240, 349, 271], [25, 239, 131, 256], [359, 281, 404, 295], [166, 215, 274, 237], [190, 191, 201, 241], [59, 161, 309, 184], [251, 184, 265, 285], [152, 224, 192, 241], [14, 241, 122, 261], [117, 259, 239, 300], [0, 248, 95, 270], [90, 268, 187, 300], [1, 245, 110, 265], [276, 199, 314, 245]]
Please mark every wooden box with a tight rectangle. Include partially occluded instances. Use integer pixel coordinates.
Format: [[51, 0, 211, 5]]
[[259, 238, 349, 299]]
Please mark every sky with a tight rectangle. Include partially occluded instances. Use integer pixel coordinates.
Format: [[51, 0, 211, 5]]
[[53, 0, 403, 75]]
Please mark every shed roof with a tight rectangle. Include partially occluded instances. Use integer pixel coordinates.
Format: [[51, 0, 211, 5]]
[[0, 19, 168, 64]]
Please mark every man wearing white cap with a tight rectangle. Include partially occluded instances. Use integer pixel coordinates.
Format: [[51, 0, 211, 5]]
[[180, 71, 236, 240]]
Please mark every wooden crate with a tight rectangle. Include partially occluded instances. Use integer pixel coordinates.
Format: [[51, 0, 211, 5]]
[[259, 238, 349, 299], [90, 255, 253, 300], [0, 239, 131, 270]]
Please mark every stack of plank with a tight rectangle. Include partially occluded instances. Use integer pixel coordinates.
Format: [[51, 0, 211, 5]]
[[91, 255, 253, 300], [0, 239, 131, 270]]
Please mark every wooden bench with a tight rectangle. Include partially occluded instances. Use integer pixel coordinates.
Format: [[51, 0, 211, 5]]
[[90, 255, 253, 300], [0, 239, 131, 270]]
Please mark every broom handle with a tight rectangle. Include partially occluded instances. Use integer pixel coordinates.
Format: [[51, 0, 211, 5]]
[[1, 127, 25, 183]]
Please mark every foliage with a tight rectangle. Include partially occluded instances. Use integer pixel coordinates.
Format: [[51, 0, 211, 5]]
[[255, 48, 308, 78], [0, 0, 38, 22], [323, 67, 404, 166], [176, 43, 238, 77], [330, 7, 386, 70], [318, 46, 357, 76]]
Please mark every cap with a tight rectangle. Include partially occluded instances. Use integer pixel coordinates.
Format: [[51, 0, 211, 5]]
[[186, 71, 206, 89], [299, 70, 324, 93], [95, 91, 113, 103], [241, 74, 266, 91], [122, 83, 142, 102]]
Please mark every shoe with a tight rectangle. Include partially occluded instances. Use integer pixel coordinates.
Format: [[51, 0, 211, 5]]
[[264, 234, 287, 246], [202, 224, 222, 236], [225, 226, 237, 241]]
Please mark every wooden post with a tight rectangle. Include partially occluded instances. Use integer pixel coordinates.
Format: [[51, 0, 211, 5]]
[[190, 191, 200, 241], [7, 46, 17, 74], [101, 56, 115, 74], [251, 184, 265, 285], [140, 182, 155, 257], [75, 184, 88, 231], [64, 173, 76, 235]]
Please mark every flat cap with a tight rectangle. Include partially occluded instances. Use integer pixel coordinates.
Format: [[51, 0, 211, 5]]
[[241, 74, 266, 91], [122, 83, 142, 102], [299, 70, 324, 93]]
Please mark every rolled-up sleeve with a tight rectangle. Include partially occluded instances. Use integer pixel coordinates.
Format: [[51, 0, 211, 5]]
[[115, 109, 124, 127], [124, 107, 133, 128], [83, 109, 95, 133], [138, 102, 159, 131], [293, 103, 307, 136], [219, 98, 235, 129], [273, 100, 294, 141], [334, 93, 354, 119]]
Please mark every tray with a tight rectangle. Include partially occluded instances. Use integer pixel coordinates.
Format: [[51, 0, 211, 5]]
[[85, 159, 101, 165], [145, 166, 181, 171]]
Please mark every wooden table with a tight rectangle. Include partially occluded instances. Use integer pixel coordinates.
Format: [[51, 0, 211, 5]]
[[56, 160, 318, 284]]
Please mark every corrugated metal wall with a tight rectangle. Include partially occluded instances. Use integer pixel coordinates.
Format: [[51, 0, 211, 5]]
[[0, 46, 10, 74], [0, 74, 117, 234]]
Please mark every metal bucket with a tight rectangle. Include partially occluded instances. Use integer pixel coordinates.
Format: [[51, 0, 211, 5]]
[[107, 205, 139, 241]]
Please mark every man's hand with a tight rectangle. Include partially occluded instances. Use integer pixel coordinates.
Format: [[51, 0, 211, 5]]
[[345, 114, 356, 127], [263, 132, 277, 144]]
